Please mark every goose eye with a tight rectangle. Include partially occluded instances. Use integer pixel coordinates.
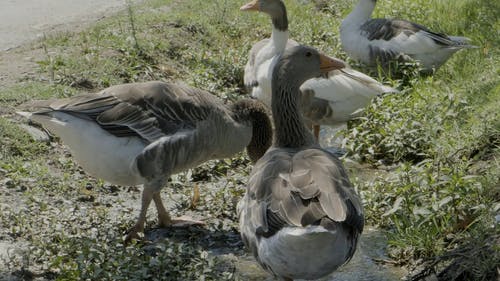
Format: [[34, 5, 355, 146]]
[[305, 51, 312, 57]]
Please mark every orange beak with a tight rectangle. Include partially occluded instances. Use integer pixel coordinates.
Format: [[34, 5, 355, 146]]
[[240, 0, 259, 11], [319, 53, 346, 73]]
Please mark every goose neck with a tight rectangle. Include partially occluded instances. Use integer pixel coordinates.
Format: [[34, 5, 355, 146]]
[[271, 68, 315, 148], [344, 0, 375, 25], [270, 27, 289, 53], [270, 1, 288, 32], [231, 100, 273, 163]]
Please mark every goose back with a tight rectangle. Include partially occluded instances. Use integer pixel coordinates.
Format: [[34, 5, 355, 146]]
[[21, 81, 259, 184], [239, 147, 364, 279]]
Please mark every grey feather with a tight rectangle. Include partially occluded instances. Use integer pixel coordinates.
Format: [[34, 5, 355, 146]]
[[247, 148, 363, 236]]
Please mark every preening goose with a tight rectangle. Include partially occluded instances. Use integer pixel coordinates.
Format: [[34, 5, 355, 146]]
[[18, 81, 272, 243], [242, 0, 397, 140], [238, 46, 364, 280], [340, 0, 477, 73]]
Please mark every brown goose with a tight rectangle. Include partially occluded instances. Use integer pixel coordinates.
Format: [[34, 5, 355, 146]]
[[17, 81, 272, 243], [238, 46, 364, 280], [340, 0, 477, 73]]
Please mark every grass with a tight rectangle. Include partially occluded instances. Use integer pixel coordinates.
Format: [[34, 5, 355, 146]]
[[0, 0, 498, 280]]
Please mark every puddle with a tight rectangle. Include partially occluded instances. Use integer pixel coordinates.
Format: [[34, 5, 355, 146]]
[[319, 125, 347, 149], [325, 227, 407, 281]]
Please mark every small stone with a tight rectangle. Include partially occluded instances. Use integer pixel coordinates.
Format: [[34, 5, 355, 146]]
[[1, 178, 15, 189]]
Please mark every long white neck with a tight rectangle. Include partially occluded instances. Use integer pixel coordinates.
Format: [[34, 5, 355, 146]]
[[255, 26, 289, 68], [343, 0, 376, 27], [270, 26, 289, 53]]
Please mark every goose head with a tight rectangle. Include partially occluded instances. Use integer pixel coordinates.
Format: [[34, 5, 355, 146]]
[[241, 0, 288, 31], [230, 99, 273, 163], [273, 46, 346, 88], [271, 46, 345, 148]]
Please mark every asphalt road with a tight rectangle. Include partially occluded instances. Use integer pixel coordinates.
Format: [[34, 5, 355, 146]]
[[0, 0, 140, 51]]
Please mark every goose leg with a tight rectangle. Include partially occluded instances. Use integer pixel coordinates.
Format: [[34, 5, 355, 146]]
[[125, 186, 155, 244], [126, 184, 205, 243], [313, 124, 320, 141], [153, 192, 172, 227], [153, 188, 205, 228]]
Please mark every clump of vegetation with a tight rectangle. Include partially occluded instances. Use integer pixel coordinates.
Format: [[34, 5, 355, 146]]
[[409, 226, 499, 281]]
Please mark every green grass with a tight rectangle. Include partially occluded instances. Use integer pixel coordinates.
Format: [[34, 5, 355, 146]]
[[0, 0, 498, 280]]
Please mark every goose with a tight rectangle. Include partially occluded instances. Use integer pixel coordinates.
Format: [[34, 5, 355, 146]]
[[17, 81, 273, 243], [340, 0, 477, 73], [241, 0, 397, 139], [238, 46, 364, 280]]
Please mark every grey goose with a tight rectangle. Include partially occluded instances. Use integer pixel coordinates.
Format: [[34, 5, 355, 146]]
[[18, 81, 272, 243], [340, 0, 477, 73], [242, 0, 397, 140], [238, 46, 364, 280]]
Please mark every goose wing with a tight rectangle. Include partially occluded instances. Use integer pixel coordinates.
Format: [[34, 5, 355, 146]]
[[361, 18, 455, 46], [245, 38, 300, 93], [23, 81, 223, 143], [299, 68, 397, 124], [244, 39, 270, 91], [245, 148, 364, 238]]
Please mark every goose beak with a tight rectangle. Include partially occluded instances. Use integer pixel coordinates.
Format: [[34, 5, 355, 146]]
[[319, 54, 345, 73], [240, 0, 259, 11]]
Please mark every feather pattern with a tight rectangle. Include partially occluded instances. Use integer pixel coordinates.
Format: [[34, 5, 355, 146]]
[[243, 148, 363, 237], [244, 39, 270, 91], [300, 68, 398, 124]]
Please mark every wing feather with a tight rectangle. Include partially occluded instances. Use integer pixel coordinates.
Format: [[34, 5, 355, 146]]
[[245, 148, 364, 238], [244, 39, 270, 91], [23, 81, 226, 143], [362, 18, 460, 47]]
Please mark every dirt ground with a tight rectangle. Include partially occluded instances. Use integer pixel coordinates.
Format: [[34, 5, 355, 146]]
[[0, 0, 142, 90]]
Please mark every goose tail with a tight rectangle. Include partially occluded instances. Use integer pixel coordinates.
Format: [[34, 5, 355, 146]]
[[16, 111, 33, 119], [449, 36, 478, 48]]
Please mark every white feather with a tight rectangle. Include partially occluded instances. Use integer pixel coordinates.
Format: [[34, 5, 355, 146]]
[[26, 112, 145, 186], [258, 225, 351, 280]]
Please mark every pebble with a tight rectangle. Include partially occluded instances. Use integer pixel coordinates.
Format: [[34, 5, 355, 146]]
[[18, 124, 50, 143]]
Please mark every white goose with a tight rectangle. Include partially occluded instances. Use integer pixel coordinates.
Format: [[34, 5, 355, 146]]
[[238, 45, 364, 280], [340, 0, 477, 73], [18, 81, 272, 243], [242, 0, 397, 139]]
